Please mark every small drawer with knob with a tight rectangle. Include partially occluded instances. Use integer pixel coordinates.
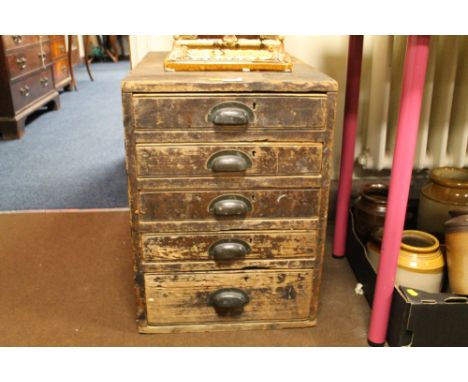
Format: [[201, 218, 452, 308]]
[[50, 38, 67, 59], [2, 35, 41, 51], [52, 57, 70, 87], [132, 94, 327, 130], [11, 65, 54, 111], [143, 269, 314, 327], [136, 142, 323, 178], [5, 43, 51, 79]]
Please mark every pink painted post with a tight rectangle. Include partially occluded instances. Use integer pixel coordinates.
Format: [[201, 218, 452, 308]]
[[332, 35, 364, 258], [368, 35, 431, 346]]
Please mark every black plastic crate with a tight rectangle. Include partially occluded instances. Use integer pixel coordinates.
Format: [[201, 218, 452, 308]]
[[346, 209, 468, 346]]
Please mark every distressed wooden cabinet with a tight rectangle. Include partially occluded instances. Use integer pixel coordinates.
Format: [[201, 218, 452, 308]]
[[122, 52, 337, 333]]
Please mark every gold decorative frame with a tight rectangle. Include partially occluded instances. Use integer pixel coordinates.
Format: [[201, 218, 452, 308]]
[[164, 35, 292, 72]]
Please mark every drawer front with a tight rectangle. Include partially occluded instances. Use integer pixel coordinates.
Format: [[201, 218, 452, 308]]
[[136, 143, 322, 177], [141, 230, 318, 262], [5, 43, 51, 79], [133, 95, 327, 129], [139, 189, 320, 222], [50, 37, 66, 59], [53, 57, 70, 85], [48, 35, 63, 41], [144, 269, 313, 325], [2, 35, 40, 50], [11, 66, 54, 111]]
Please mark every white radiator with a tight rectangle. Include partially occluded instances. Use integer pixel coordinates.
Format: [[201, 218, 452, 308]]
[[357, 36, 468, 170]]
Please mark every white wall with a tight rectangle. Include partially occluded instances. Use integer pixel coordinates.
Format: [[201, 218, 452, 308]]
[[65, 35, 85, 58], [285, 36, 349, 178], [129, 35, 172, 67]]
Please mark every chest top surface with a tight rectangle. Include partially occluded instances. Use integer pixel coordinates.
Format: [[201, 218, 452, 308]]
[[122, 52, 338, 93]]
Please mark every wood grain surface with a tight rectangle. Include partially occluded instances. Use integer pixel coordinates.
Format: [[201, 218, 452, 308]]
[[10, 65, 55, 111], [141, 230, 318, 262], [133, 94, 326, 129], [122, 52, 338, 93], [136, 142, 322, 177], [122, 52, 338, 333], [144, 269, 313, 325], [138, 189, 320, 221], [5, 42, 51, 80]]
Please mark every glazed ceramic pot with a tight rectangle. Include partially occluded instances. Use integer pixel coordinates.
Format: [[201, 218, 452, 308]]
[[418, 167, 468, 237], [367, 229, 445, 293], [354, 183, 389, 238], [354, 183, 413, 238], [445, 209, 468, 295]]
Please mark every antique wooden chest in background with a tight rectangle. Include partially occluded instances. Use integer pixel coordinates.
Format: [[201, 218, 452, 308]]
[[0, 35, 78, 139], [122, 52, 337, 333]]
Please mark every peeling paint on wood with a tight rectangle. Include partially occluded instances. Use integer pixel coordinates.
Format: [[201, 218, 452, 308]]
[[139, 189, 321, 221], [132, 94, 327, 130], [141, 230, 318, 262], [122, 52, 337, 333], [144, 269, 313, 325], [122, 52, 338, 93], [136, 143, 323, 177]]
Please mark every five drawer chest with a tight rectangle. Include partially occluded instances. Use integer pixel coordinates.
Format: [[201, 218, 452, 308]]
[[122, 52, 337, 333]]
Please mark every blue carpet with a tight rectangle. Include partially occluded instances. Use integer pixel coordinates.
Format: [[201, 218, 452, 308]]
[[0, 61, 131, 210]]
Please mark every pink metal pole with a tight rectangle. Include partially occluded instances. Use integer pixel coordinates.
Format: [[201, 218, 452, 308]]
[[333, 35, 363, 258], [368, 36, 431, 346]]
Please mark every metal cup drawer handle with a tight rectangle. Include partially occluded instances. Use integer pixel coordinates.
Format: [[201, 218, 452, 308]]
[[207, 150, 252, 172], [209, 195, 252, 217], [208, 102, 254, 126], [208, 288, 250, 316], [209, 239, 251, 261]]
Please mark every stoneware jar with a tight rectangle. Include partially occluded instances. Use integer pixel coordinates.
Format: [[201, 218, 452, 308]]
[[418, 167, 468, 237], [367, 229, 445, 293], [445, 209, 468, 295], [354, 183, 389, 238], [354, 183, 413, 238]]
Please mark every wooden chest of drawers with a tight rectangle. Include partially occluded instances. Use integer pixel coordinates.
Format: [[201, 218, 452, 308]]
[[0, 35, 60, 139], [0, 35, 76, 140], [122, 52, 337, 333]]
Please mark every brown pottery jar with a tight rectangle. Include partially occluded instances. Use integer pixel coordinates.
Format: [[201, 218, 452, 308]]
[[418, 167, 468, 237], [354, 183, 413, 238], [354, 184, 388, 238]]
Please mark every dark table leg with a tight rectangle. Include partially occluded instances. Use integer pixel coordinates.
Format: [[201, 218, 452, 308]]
[[83, 35, 94, 82], [68, 35, 77, 90]]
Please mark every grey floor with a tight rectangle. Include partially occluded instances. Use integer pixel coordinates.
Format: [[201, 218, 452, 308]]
[[0, 61, 130, 211]]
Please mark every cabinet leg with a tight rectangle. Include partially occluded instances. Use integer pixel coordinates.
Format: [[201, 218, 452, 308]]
[[47, 95, 61, 111], [0, 119, 26, 140]]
